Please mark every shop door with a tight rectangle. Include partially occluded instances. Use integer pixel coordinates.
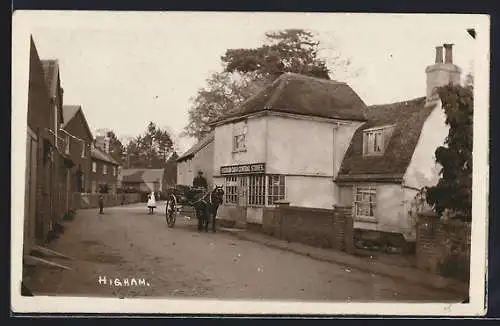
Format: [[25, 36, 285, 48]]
[[237, 176, 248, 207]]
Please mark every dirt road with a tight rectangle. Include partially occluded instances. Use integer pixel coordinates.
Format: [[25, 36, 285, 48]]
[[24, 203, 462, 302]]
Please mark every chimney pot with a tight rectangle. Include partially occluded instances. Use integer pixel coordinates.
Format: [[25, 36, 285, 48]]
[[443, 43, 454, 64], [435, 46, 444, 64]]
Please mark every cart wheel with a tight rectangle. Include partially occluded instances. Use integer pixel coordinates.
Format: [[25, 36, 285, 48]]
[[166, 197, 176, 228]]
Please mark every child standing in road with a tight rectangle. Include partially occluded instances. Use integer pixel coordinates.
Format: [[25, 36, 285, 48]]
[[98, 193, 104, 214], [147, 191, 157, 215]]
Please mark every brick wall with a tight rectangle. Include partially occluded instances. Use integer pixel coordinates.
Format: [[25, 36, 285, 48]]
[[416, 214, 471, 282], [262, 203, 354, 252]]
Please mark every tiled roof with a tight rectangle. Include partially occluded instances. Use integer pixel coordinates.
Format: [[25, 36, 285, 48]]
[[337, 97, 437, 182], [61, 105, 80, 127], [61, 105, 94, 140], [122, 169, 164, 183], [177, 131, 215, 162], [214, 73, 368, 124], [91, 146, 120, 165]]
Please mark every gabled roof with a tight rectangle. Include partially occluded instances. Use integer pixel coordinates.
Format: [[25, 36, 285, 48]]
[[177, 131, 215, 162], [62, 105, 94, 141], [213, 73, 367, 125], [91, 146, 120, 166], [122, 169, 164, 183], [337, 97, 437, 182]]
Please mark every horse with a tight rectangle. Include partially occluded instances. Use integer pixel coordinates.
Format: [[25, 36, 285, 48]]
[[188, 186, 224, 233]]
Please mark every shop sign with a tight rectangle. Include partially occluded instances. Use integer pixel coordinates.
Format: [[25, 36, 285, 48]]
[[220, 163, 265, 175]]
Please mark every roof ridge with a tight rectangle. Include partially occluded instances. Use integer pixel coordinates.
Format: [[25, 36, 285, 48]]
[[367, 96, 426, 109]]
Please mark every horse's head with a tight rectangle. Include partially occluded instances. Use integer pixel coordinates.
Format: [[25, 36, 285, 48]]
[[211, 185, 225, 205]]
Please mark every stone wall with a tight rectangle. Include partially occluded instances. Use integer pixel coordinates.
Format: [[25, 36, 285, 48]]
[[71, 193, 142, 210], [416, 214, 471, 282], [262, 203, 353, 252]]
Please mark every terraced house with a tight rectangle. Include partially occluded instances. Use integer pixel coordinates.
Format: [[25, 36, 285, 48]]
[[91, 136, 121, 194]]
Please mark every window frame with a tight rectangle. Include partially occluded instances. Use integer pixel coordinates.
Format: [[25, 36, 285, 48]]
[[362, 124, 395, 156], [103, 164, 108, 175], [65, 135, 70, 154], [267, 174, 286, 206], [232, 123, 248, 153], [92, 161, 97, 173], [81, 142, 86, 158], [224, 176, 238, 205], [248, 174, 266, 206], [354, 185, 377, 221]]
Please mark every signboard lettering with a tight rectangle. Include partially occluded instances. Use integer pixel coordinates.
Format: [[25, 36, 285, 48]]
[[220, 163, 265, 175]]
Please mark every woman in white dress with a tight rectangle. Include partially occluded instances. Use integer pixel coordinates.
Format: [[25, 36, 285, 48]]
[[147, 191, 157, 214]]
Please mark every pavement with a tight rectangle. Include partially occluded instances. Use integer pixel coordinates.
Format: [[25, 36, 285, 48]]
[[216, 227, 469, 297], [23, 202, 467, 302]]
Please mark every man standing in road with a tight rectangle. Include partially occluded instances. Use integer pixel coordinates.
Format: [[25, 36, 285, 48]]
[[193, 170, 208, 190]]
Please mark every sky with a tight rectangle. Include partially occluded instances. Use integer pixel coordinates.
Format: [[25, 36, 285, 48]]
[[23, 12, 482, 153]]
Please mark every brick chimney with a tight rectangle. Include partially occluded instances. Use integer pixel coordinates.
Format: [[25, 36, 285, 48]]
[[95, 135, 111, 153], [425, 43, 462, 104]]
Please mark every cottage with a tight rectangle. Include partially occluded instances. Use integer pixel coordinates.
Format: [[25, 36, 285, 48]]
[[91, 141, 121, 194], [60, 105, 94, 195], [177, 131, 214, 188], [122, 168, 165, 193], [336, 44, 459, 244], [210, 44, 460, 243], [210, 73, 367, 226]]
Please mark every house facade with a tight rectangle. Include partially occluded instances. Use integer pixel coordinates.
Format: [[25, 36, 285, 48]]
[[210, 73, 367, 225], [336, 44, 457, 244], [60, 105, 94, 194], [25, 37, 55, 252], [122, 169, 164, 192], [91, 144, 121, 194], [177, 132, 214, 188], [210, 44, 459, 244]]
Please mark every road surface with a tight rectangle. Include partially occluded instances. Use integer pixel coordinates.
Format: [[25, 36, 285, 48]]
[[24, 202, 462, 302]]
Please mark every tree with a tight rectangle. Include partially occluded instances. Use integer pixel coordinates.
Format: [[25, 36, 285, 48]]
[[183, 28, 355, 140], [125, 122, 175, 169], [221, 29, 331, 80], [425, 83, 473, 220]]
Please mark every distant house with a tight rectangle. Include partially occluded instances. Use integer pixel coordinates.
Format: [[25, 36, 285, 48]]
[[122, 169, 165, 193], [163, 152, 178, 189], [60, 105, 94, 194], [90, 142, 121, 194], [177, 131, 214, 188]]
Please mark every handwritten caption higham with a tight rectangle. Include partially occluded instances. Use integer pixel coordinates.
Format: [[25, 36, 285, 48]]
[[98, 276, 151, 287]]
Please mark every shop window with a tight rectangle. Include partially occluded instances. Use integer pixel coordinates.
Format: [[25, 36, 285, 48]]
[[267, 175, 286, 205], [225, 176, 238, 204], [248, 175, 266, 206], [354, 186, 377, 219]]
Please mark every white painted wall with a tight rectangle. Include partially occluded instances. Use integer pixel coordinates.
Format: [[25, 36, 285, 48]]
[[403, 101, 448, 190], [266, 116, 335, 175], [286, 176, 333, 209], [177, 141, 214, 188], [213, 117, 266, 172]]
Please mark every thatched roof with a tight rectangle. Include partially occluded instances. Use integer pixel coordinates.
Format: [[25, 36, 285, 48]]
[[337, 97, 437, 182], [213, 73, 368, 124]]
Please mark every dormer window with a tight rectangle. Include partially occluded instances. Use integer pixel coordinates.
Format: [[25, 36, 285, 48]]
[[362, 125, 395, 156]]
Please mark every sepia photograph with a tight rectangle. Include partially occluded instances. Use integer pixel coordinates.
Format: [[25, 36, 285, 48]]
[[11, 11, 489, 316]]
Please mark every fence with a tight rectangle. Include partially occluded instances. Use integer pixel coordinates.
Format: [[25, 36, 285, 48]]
[[416, 213, 471, 282], [70, 193, 142, 210], [262, 202, 354, 253]]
